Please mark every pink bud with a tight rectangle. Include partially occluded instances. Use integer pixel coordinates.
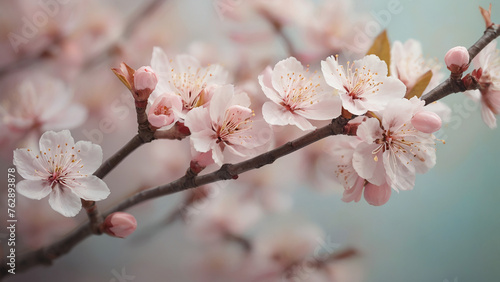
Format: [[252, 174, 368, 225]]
[[444, 46, 469, 73], [411, 111, 442, 133], [363, 182, 391, 206], [133, 66, 158, 103], [103, 212, 137, 238]]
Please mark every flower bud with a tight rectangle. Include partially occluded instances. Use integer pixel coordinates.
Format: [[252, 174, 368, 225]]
[[112, 62, 135, 91], [444, 46, 469, 73], [411, 111, 442, 133], [134, 66, 158, 104], [102, 212, 137, 238], [364, 182, 391, 206]]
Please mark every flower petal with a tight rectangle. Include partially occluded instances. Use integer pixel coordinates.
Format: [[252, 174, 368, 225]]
[[13, 148, 47, 180], [48, 185, 82, 217], [356, 117, 383, 144], [185, 107, 216, 153], [209, 85, 235, 124], [383, 150, 415, 191], [271, 57, 305, 96], [17, 180, 51, 200], [151, 47, 173, 94], [363, 182, 391, 206], [296, 93, 342, 120], [262, 101, 291, 126], [74, 141, 103, 175], [258, 67, 283, 105], [353, 143, 386, 186], [70, 176, 110, 201], [342, 176, 365, 203], [321, 56, 345, 90], [39, 130, 75, 154]]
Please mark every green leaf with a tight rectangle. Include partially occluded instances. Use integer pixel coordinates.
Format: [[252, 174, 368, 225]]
[[366, 30, 391, 75], [405, 70, 433, 99]]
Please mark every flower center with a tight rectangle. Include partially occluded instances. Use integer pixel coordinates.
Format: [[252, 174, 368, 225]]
[[155, 105, 171, 116], [279, 70, 321, 111], [216, 106, 253, 145], [339, 61, 382, 99]]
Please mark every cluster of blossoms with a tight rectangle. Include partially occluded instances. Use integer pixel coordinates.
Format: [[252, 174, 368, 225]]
[[11, 36, 500, 217], [15, 39, 500, 219]]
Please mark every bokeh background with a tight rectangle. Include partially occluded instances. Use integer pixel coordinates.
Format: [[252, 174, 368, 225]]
[[1, 0, 499, 281]]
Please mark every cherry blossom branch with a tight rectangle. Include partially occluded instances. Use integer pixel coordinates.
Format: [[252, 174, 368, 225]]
[[422, 23, 500, 104], [0, 117, 349, 277], [4, 11, 500, 279], [82, 105, 188, 232], [106, 116, 350, 213], [83, 134, 145, 233]]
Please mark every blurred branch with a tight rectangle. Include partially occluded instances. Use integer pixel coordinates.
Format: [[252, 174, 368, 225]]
[[0, 0, 168, 77], [82, 0, 168, 70], [261, 11, 298, 58], [422, 23, 500, 104]]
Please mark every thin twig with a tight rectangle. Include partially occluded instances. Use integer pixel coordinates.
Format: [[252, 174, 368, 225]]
[[422, 24, 500, 104]]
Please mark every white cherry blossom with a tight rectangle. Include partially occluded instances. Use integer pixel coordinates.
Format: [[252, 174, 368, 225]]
[[13, 130, 110, 217], [259, 57, 342, 131], [321, 54, 406, 115], [353, 98, 437, 191], [185, 85, 271, 165]]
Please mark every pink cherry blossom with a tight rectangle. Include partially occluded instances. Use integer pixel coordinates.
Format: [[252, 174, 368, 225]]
[[321, 54, 406, 115], [185, 85, 271, 165], [150, 47, 229, 117], [259, 57, 342, 131], [1, 76, 87, 135], [353, 98, 437, 191], [13, 130, 110, 217], [465, 41, 500, 128], [147, 93, 183, 129]]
